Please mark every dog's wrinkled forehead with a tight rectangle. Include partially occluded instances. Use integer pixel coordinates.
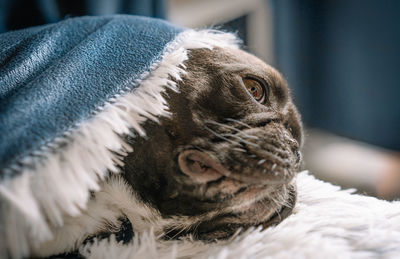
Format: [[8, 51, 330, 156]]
[[181, 47, 289, 107]]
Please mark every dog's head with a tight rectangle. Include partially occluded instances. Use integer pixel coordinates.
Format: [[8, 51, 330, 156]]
[[123, 47, 303, 239]]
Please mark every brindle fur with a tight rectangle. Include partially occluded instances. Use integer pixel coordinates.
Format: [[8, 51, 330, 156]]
[[123, 47, 303, 240]]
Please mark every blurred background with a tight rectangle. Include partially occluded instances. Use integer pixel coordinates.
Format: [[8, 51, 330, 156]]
[[1, 0, 399, 200]]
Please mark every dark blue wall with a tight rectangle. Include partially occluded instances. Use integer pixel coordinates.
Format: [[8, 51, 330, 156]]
[[0, 0, 166, 33], [272, 0, 400, 150]]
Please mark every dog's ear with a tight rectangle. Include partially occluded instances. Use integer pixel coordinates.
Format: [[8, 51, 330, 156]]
[[178, 150, 230, 183]]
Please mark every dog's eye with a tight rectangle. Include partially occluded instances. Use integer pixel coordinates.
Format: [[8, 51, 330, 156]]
[[243, 78, 265, 102]]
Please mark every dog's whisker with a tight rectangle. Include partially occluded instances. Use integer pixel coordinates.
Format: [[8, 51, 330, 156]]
[[192, 220, 203, 237], [166, 225, 188, 240], [221, 131, 259, 141], [236, 132, 259, 140], [257, 159, 266, 165], [204, 126, 242, 146], [220, 133, 259, 148], [233, 147, 247, 153], [205, 120, 257, 139], [192, 145, 208, 153], [224, 118, 252, 129]]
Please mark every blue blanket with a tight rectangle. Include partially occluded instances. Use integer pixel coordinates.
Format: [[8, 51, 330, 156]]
[[0, 15, 239, 258], [0, 15, 182, 179]]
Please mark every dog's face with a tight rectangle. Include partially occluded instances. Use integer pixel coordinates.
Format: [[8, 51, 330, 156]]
[[123, 47, 302, 239]]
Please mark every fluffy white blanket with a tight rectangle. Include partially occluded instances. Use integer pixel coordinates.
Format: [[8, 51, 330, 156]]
[[80, 171, 400, 258]]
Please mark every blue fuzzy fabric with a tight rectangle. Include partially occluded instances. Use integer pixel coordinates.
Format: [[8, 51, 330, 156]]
[[0, 15, 183, 179]]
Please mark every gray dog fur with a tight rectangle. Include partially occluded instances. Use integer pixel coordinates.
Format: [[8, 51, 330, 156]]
[[32, 47, 303, 257], [123, 47, 303, 239]]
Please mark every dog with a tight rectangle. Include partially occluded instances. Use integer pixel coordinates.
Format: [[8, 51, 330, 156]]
[[32, 47, 303, 257]]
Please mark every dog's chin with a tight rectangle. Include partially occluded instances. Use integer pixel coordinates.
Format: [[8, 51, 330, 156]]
[[192, 183, 296, 240], [162, 174, 296, 240]]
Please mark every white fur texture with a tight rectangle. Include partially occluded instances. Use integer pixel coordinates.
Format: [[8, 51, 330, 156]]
[[30, 175, 165, 257], [80, 171, 400, 259], [0, 29, 240, 259]]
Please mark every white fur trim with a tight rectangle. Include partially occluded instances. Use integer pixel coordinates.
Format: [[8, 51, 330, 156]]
[[0, 29, 240, 258], [30, 175, 164, 257], [80, 171, 400, 259]]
